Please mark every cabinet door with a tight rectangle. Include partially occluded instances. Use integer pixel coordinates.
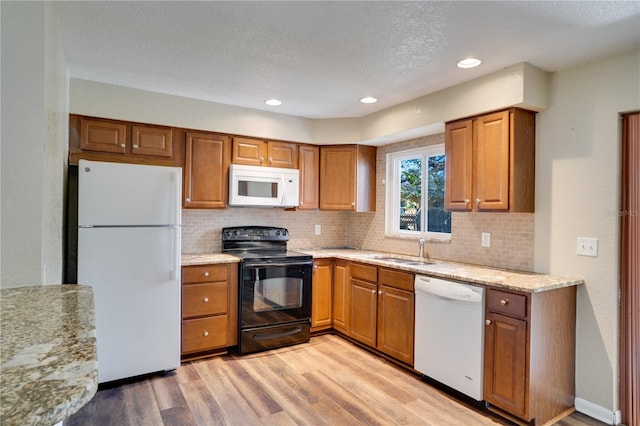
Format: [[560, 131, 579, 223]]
[[80, 118, 127, 154], [332, 260, 350, 334], [475, 110, 510, 210], [484, 311, 528, 418], [311, 260, 333, 330], [267, 141, 298, 168], [184, 132, 230, 208], [320, 146, 356, 210], [232, 137, 266, 166], [445, 119, 473, 211], [349, 278, 377, 347], [377, 285, 414, 365], [298, 145, 319, 209], [131, 125, 173, 157]]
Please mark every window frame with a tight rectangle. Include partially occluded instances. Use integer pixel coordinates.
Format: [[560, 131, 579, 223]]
[[385, 144, 451, 241]]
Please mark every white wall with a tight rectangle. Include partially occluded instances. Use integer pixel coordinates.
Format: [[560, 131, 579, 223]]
[[535, 48, 640, 420], [0, 1, 68, 288]]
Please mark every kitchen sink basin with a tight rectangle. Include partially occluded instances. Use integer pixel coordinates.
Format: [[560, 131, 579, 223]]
[[373, 257, 435, 266]]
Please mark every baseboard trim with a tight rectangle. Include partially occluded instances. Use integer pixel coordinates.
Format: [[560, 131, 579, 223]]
[[574, 397, 622, 425]]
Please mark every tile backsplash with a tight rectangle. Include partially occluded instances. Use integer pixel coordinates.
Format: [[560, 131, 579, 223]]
[[182, 133, 535, 272]]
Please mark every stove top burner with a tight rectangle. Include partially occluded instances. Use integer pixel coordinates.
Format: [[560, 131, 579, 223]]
[[221, 226, 311, 263]]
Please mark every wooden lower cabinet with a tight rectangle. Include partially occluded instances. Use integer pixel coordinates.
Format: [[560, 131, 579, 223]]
[[181, 263, 238, 359], [347, 263, 415, 365], [311, 260, 333, 331], [483, 286, 576, 424], [332, 260, 350, 334]]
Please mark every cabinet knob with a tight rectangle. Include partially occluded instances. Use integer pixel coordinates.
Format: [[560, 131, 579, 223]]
[[120, 143, 126, 148], [203, 271, 209, 277], [203, 330, 209, 337], [464, 199, 470, 204], [485, 319, 492, 325], [132, 144, 139, 149], [268, 157, 273, 164], [300, 201, 304, 205], [475, 198, 481, 206], [186, 198, 191, 202], [351, 202, 355, 207], [203, 297, 209, 303], [378, 290, 383, 295], [260, 156, 264, 163], [500, 298, 509, 306]]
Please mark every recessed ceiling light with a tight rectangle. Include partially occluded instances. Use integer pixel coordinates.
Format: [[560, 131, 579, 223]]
[[265, 99, 282, 106], [360, 96, 378, 104], [457, 58, 482, 69]]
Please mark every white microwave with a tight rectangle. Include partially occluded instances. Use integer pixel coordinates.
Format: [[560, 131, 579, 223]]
[[229, 164, 300, 208]]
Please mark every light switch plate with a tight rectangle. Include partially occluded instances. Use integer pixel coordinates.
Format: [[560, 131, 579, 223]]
[[577, 237, 598, 257], [315, 224, 321, 235], [481, 232, 491, 248]]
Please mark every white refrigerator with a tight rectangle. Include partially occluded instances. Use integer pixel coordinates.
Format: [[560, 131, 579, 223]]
[[77, 160, 182, 384]]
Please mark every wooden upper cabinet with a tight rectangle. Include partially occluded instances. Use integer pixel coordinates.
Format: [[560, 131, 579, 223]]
[[131, 124, 173, 157], [80, 118, 127, 154], [445, 120, 473, 210], [231, 137, 298, 168], [70, 115, 182, 166], [298, 144, 320, 210], [184, 132, 230, 209], [319, 145, 376, 212], [445, 108, 535, 212]]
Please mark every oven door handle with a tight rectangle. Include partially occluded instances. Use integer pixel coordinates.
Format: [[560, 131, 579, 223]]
[[253, 327, 303, 341], [244, 261, 313, 268]]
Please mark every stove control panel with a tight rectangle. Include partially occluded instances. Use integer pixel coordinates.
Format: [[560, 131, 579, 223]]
[[222, 226, 289, 241]]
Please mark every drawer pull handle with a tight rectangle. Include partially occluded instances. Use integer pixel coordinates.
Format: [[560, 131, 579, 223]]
[[203, 297, 209, 303], [486, 319, 492, 325], [203, 271, 209, 277], [203, 331, 209, 337], [500, 298, 509, 306]]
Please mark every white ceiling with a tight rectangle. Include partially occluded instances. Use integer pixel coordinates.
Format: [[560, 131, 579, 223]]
[[54, 1, 640, 120]]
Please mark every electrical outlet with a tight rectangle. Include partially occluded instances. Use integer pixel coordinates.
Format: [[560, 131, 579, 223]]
[[315, 224, 321, 235], [577, 237, 598, 257], [481, 232, 491, 248]]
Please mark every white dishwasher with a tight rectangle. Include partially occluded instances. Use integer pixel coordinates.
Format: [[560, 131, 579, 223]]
[[414, 275, 485, 401]]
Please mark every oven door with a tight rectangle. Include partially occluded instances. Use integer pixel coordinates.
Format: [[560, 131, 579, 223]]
[[240, 260, 312, 328]]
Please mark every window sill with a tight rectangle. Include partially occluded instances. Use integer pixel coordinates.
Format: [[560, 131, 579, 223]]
[[384, 232, 451, 244]]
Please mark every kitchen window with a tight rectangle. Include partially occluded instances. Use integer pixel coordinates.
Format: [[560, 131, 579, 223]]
[[385, 145, 451, 240]]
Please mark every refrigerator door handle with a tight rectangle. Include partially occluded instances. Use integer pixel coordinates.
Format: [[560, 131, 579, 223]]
[[172, 225, 181, 281]]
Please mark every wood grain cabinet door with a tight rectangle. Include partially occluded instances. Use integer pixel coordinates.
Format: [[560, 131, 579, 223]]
[[320, 146, 356, 210], [483, 311, 528, 418], [184, 132, 230, 208], [131, 125, 173, 157], [80, 118, 127, 154], [474, 110, 510, 211], [311, 260, 333, 331], [332, 260, 350, 334], [298, 145, 319, 210], [377, 285, 414, 365], [231, 137, 265, 166], [267, 141, 298, 168], [349, 278, 378, 347], [445, 119, 473, 211]]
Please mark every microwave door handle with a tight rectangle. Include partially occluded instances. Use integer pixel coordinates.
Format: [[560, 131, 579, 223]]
[[280, 174, 286, 206]]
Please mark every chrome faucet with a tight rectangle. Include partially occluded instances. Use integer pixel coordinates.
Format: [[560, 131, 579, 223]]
[[418, 238, 426, 262]]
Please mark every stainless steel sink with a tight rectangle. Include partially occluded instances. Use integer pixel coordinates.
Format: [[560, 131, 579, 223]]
[[373, 257, 435, 266]]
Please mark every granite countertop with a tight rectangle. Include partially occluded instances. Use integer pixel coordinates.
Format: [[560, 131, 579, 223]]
[[299, 249, 584, 293], [1, 285, 98, 426], [181, 249, 583, 293], [182, 253, 241, 266]]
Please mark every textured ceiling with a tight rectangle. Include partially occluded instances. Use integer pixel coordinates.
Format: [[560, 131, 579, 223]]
[[54, 1, 640, 119]]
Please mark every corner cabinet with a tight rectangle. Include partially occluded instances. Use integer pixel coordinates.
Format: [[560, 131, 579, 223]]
[[231, 136, 298, 169], [183, 132, 230, 208], [348, 263, 414, 365], [445, 108, 535, 212], [319, 145, 376, 212], [483, 286, 576, 424], [181, 263, 238, 360]]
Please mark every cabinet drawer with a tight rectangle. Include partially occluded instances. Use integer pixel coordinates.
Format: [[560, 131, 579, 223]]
[[182, 264, 228, 283], [487, 289, 527, 318], [378, 268, 414, 292], [182, 282, 228, 318], [350, 263, 377, 282], [182, 316, 228, 353]]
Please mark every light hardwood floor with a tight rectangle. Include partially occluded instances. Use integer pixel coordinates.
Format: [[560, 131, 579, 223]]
[[66, 334, 605, 426]]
